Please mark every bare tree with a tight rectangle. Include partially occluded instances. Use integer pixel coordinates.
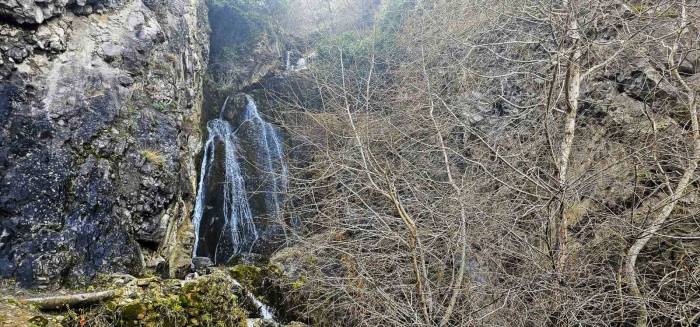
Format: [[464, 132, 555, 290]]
[[267, 0, 700, 325]]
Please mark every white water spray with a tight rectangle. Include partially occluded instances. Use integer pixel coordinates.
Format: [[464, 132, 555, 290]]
[[239, 95, 289, 221], [192, 95, 288, 262], [192, 97, 258, 263]]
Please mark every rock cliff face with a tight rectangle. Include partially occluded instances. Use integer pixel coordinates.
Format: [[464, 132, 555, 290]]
[[0, 0, 209, 287], [0, 0, 124, 25]]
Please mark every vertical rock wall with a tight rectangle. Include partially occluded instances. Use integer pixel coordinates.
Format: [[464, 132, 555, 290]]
[[0, 0, 209, 287]]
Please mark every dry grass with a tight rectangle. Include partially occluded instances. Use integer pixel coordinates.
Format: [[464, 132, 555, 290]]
[[142, 149, 166, 167]]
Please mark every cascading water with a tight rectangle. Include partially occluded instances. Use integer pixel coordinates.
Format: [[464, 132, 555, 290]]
[[192, 94, 288, 264], [192, 97, 257, 263], [238, 95, 288, 222], [285, 50, 308, 71]]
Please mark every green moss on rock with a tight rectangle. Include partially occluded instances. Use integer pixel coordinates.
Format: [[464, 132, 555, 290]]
[[61, 272, 249, 327], [228, 265, 264, 290]]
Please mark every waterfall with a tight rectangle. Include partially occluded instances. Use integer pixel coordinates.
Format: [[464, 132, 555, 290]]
[[192, 95, 287, 263], [285, 50, 308, 72], [239, 95, 288, 221], [192, 97, 257, 263]]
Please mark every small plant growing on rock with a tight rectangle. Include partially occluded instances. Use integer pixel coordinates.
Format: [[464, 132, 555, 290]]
[[142, 150, 165, 167], [164, 53, 178, 64], [152, 101, 170, 112]]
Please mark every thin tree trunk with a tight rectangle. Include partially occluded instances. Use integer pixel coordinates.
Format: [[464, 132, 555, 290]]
[[388, 185, 433, 323], [556, 44, 581, 272], [624, 3, 696, 325]]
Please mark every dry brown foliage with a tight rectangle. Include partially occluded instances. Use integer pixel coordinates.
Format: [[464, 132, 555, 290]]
[[268, 0, 700, 325]]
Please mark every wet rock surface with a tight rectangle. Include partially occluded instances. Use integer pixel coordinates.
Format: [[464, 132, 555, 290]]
[[0, 0, 209, 287]]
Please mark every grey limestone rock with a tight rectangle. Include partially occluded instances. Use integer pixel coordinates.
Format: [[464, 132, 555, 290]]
[[0, 0, 209, 287]]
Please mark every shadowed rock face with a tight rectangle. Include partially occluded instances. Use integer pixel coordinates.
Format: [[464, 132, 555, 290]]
[[0, 0, 209, 287]]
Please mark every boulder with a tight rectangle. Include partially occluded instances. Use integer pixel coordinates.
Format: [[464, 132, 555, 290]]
[[617, 66, 678, 102], [192, 256, 213, 275]]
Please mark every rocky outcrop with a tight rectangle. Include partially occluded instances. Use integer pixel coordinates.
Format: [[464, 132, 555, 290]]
[[203, 2, 287, 122], [0, 0, 123, 25], [0, 0, 209, 287]]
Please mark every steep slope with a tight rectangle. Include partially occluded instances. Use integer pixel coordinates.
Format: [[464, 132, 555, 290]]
[[259, 1, 700, 325], [0, 0, 209, 287]]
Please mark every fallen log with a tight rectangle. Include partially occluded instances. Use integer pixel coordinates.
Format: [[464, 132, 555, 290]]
[[20, 289, 118, 310]]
